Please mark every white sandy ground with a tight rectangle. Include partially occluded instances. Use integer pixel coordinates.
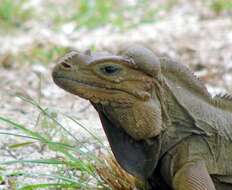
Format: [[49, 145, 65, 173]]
[[0, 0, 232, 188]]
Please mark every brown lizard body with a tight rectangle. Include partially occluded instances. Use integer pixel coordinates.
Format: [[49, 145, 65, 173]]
[[53, 45, 232, 190]]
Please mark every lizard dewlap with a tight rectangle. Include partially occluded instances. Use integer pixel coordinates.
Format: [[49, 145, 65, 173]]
[[53, 45, 232, 190]]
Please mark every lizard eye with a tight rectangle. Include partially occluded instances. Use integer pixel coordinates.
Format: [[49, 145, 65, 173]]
[[100, 65, 121, 75]]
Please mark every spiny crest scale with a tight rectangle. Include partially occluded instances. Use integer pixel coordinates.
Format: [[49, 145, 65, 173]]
[[212, 93, 232, 112]]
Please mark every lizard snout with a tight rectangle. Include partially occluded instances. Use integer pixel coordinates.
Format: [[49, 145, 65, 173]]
[[56, 51, 79, 71]]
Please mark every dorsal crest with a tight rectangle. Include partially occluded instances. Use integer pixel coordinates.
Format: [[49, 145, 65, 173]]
[[212, 93, 232, 112], [160, 57, 210, 98], [215, 93, 232, 100]]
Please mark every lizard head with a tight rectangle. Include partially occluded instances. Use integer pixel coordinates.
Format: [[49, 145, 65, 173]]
[[52, 45, 163, 179], [52, 45, 161, 107]]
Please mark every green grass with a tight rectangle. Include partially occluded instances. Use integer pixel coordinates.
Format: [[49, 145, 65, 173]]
[[71, 0, 177, 29], [71, 0, 124, 29], [0, 95, 145, 189], [0, 0, 33, 29], [0, 96, 109, 189], [211, 0, 232, 13], [0, 0, 178, 31]]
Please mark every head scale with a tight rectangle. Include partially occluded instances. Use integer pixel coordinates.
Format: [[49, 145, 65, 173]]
[[122, 45, 161, 78], [52, 45, 158, 107]]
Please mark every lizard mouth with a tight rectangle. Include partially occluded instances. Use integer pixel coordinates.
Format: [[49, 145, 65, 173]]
[[54, 76, 126, 93], [53, 76, 136, 105]]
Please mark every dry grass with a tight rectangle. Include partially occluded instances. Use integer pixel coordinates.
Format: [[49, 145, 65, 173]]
[[95, 153, 147, 190]]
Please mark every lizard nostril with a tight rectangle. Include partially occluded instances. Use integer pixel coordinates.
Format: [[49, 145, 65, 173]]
[[61, 62, 72, 69]]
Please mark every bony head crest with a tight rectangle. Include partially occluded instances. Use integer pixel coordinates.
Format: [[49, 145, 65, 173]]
[[122, 45, 161, 78]]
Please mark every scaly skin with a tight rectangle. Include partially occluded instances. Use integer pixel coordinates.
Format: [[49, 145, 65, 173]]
[[52, 45, 232, 190]]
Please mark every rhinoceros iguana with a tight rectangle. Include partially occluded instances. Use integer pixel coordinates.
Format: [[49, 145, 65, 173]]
[[52, 45, 232, 190]]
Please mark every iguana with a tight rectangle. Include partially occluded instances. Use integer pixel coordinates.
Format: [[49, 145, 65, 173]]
[[52, 45, 232, 190]]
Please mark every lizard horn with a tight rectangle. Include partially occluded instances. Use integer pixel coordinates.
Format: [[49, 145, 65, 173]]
[[122, 45, 161, 78]]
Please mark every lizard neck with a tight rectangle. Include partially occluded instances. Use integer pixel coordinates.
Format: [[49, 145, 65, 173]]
[[156, 79, 198, 156], [165, 87, 195, 128]]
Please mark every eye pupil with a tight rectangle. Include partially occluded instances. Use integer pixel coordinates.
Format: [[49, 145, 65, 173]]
[[104, 66, 117, 73], [100, 65, 120, 75]]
